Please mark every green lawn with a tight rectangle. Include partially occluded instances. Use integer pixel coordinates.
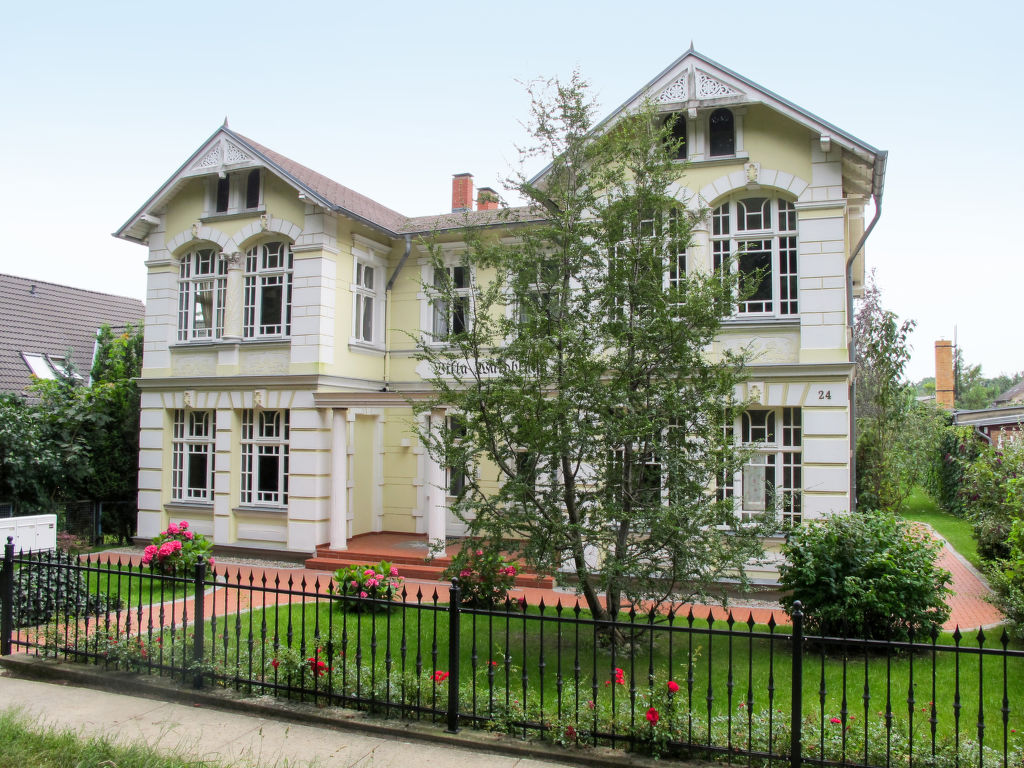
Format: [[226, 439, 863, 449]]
[[900, 487, 983, 570], [0, 708, 289, 768]]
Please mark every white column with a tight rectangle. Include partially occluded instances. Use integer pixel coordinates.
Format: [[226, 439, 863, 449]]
[[329, 408, 349, 550], [222, 251, 244, 342], [427, 408, 447, 555]]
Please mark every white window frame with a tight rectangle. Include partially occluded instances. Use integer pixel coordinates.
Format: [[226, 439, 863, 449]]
[[177, 248, 227, 342], [711, 196, 798, 318], [243, 241, 292, 339], [350, 242, 387, 347], [428, 262, 474, 344], [205, 169, 263, 216], [726, 406, 802, 525], [240, 409, 289, 507], [171, 410, 216, 503]]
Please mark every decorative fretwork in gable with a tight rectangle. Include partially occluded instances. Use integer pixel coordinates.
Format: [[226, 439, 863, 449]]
[[186, 135, 258, 175], [655, 76, 688, 104], [696, 70, 739, 99]]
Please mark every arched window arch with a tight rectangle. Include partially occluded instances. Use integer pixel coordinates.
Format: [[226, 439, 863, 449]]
[[711, 195, 798, 316], [244, 240, 293, 338], [709, 108, 735, 157], [177, 247, 227, 341]]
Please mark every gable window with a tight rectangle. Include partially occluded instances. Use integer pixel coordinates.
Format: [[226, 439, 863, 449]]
[[432, 264, 472, 341], [171, 410, 215, 502], [711, 196, 798, 316], [244, 241, 292, 338], [208, 170, 263, 216], [728, 406, 801, 525], [240, 409, 289, 507], [665, 113, 687, 160], [709, 108, 735, 157], [178, 248, 227, 341], [352, 260, 378, 344]]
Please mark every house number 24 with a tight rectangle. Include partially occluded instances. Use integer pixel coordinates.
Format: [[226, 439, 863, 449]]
[[817, 390, 832, 400]]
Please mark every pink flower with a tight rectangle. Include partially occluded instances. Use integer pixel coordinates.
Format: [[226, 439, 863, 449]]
[[366, 578, 379, 587], [830, 717, 842, 724], [363, 569, 376, 576], [170, 540, 182, 552], [389, 566, 399, 576], [157, 542, 174, 558], [587, 700, 595, 710], [142, 545, 158, 565], [350, 580, 359, 588], [271, 659, 279, 669], [168, 524, 180, 534], [506, 565, 516, 575], [667, 680, 680, 693], [459, 569, 471, 579], [646, 707, 659, 725], [184, 530, 194, 540], [432, 670, 449, 683], [359, 591, 368, 598], [179, 521, 189, 529], [476, 549, 483, 556], [207, 557, 215, 566]]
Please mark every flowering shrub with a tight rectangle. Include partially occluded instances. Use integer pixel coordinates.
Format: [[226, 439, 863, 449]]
[[442, 546, 517, 608], [333, 560, 402, 612], [142, 521, 214, 575]]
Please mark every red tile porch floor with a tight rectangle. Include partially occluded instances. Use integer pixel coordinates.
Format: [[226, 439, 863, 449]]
[[303, 528, 1002, 631]]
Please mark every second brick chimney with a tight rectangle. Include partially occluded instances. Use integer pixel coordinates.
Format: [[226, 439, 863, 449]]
[[935, 339, 955, 410], [477, 187, 499, 211], [451, 173, 473, 213]]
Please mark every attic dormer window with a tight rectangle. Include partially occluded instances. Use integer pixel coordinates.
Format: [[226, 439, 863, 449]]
[[666, 113, 687, 160], [245, 169, 261, 209], [709, 108, 735, 157], [215, 176, 230, 213]]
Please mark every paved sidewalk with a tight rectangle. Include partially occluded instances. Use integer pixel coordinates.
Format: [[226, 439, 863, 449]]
[[0, 672, 572, 768]]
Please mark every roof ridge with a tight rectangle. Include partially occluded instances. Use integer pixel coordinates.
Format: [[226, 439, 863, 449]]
[[0, 273, 144, 306]]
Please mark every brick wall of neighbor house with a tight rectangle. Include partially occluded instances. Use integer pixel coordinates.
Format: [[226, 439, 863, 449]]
[[116, 50, 884, 563]]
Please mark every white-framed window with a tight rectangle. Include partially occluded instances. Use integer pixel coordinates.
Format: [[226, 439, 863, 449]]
[[446, 414, 468, 497], [244, 241, 292, 338], [352, 260, 378, 344], [177, 248, 227, 342], [240, 409, 289, 507], [712, 196, 798, 317], [708, 108, 735, 157], [209, 169, 262, 216], [727, 406, 801, 525], [431, 264, 472, 342], [171, 410, 216, 502], [20, 352, 84, 383], [609, 210, 688, 316]]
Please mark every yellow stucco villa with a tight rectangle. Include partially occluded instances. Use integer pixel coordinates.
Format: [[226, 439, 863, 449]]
[[115, 49, 885, 571]]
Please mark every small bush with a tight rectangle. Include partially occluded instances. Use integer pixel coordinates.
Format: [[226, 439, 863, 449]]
[[779, 511, 951, 640], [142, 521, 213, 575], [442, 546, 517, 608], [959, 440, 1024, 561], [11, 550, 122, 628], [332, 560, 401, 611]]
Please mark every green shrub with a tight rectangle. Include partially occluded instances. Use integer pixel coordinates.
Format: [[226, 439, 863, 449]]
[[959, 440, 1024, 561], [332, 560, 401, 611], [779, 512, 951, 640], [442, 546, 517, 608], [11, 550, 122, 628], [141, 521, 213, 575]]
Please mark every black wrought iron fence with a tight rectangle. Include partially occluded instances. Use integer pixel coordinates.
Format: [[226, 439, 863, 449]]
[[2, 537, 1022, 768]]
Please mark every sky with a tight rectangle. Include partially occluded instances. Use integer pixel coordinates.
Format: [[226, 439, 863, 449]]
[[1, 0, 1020, 383]]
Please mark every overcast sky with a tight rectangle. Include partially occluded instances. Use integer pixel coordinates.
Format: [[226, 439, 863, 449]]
[[1, 0, 1019, 383]]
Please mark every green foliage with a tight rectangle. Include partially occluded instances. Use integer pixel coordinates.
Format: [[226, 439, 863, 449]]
[[0, 392, 61, 513], [442, 546, 517, 607], [142, 520, 214, 575], [779, 512, 951, 640], [332, 560, 401, 611], [930, 424, 979, 517], [952, 349, 1023, 411], [415, 74, 771, 623], [11, 550, 122, 628], [958, 440, 1024, 561], [854, 274, 917, 513]]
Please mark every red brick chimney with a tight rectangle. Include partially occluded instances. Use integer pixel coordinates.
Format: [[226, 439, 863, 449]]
[[477, 187, 499, 211], [935, 339, 955, 410], [451, 173, 473, 213]]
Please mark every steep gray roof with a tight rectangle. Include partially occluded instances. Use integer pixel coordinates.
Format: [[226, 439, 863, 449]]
[[995, 380, 1024, 405], [0, 274, 144, 397]]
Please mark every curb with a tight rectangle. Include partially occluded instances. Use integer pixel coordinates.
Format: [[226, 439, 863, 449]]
[[0, 654, 710, 768]]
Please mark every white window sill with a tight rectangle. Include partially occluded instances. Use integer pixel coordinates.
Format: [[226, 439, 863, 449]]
[[233, 505, 288, 516], [170, 338, 291, 350], [348, 339, 385, 354], [166, 501, 214, 511], [676, 152, 749, 167], [200, 206, 266, 223]]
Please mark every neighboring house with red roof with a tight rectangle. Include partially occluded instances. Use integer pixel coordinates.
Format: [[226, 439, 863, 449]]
[[115, 49, 886, 571], [0, 274, 144, 398]]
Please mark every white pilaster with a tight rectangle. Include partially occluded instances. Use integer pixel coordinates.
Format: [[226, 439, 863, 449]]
[[222, 251, 244, 342], [427, 408, 447, 555], [329, 408, 349, 550]]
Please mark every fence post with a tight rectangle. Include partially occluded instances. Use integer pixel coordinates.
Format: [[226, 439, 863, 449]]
[[1, 536, 14, 656], [446, 578, 461, 733], [790, 600, 803, 768], [192, 556, 207, 689]]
